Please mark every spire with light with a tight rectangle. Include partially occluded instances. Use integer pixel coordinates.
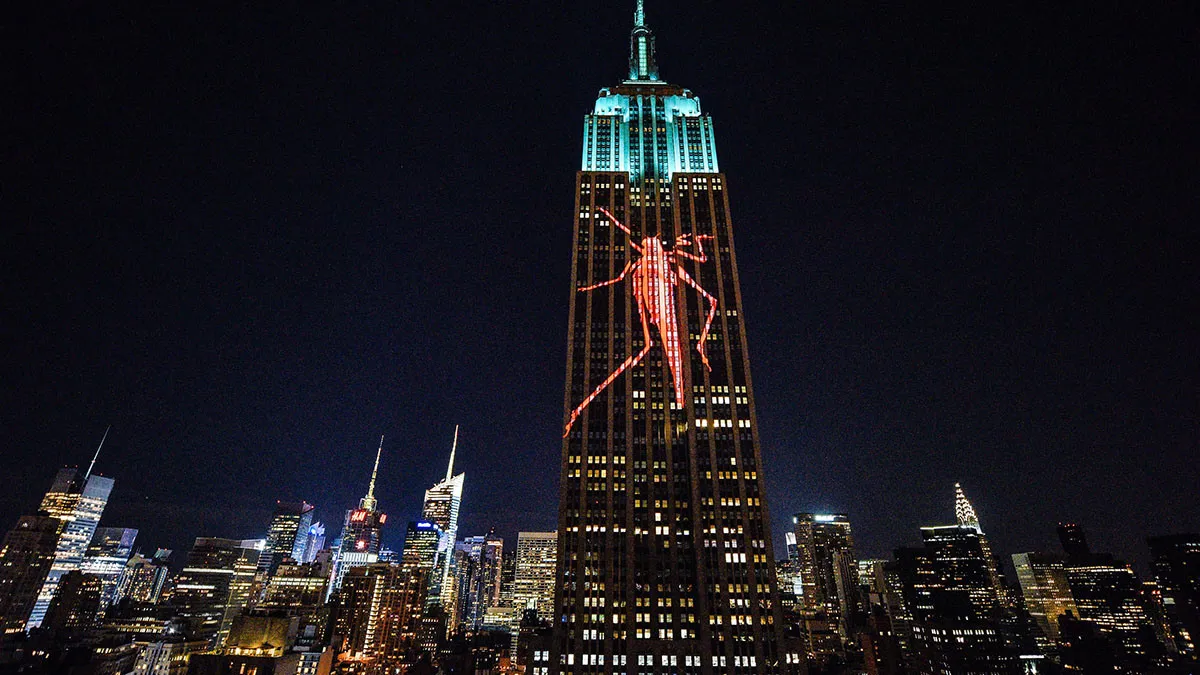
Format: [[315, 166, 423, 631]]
[[84, 425, 111, 479], [628, 0, 659, 81], [955, 482, 982, 533], [360, 435, 384, 512]]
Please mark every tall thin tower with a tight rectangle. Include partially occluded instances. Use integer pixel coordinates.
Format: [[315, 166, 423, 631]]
[[422, 426, 465, 610], [554, 3, 793, 672], [328, 437, 388, 599]]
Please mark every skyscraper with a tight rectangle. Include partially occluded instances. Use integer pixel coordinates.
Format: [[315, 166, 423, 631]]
[[1147, 534, 1199, 658], [80, 526, 138, 608], [553, 2, 791, 671], [954, 483, 1006, 605], [422, 426, 464, 609], [792, 513, 860, 662], [27, 452, 115, 630], [328, 437, 388, 599], [0, 515, 65, 634], [1011, 552, 1077, 648], [260, 501, 315, 575], [452, 532, 504, 634], [116, 549, 171, 605], [511, 531, 556, 653], [171, 537, 264, 647]]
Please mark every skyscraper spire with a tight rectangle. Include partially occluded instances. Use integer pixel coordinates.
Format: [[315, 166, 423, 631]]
[[85, 426, 111, 479], [445, 425, 459, 482], [955, 482, 981, 532], [360, 435, 383, 511], [628, 0, 659, 81]]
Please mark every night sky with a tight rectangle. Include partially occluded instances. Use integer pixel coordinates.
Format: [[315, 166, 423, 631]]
[[3, 3, 1197, 572]]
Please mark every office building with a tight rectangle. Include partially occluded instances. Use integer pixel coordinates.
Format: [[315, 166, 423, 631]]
[[332, 563, 427, 668], [0, 515, 65, 634], [1147, 533, 1199, 658], [27, 434, 115, 630], [171, 537, 263, 647], [553, 2, 792, 671], [328, 438, 388, 599], [1011, 551, 1077, 649], [1057, 522, 1090, 559], [117, 549, 171, 605], [510, 531, 556, 654], [422, 426, 465, 609], [80, 526, 138, 607], [40, 569, 103, 632], [954, 483, 1007, 605], [300, 522, 326, 564], [894, 526, 1018, 673], [453, 533, 504, 634], [260, 501, 315, 575], [1064, 554, 1158, 661], [792, 513, 860, 660]]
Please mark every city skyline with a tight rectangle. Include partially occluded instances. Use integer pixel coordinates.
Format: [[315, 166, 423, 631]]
[[2, 0, 1196, 589]]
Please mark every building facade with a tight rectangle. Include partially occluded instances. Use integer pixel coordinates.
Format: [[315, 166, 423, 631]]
[[171, 537, 263, 647], [80, 525, 138, 608], [0, 515, 65, 634], [1011, 551, 1077, 648], [260, 501, 315, 575], [552, 2, 791, 672], [27, 465, 114, 630], [422, 426, 465, 611], [792, 513, 860, 661]]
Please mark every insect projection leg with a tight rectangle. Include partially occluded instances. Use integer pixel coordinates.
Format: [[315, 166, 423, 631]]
[[578, 261, 634, 292], [563, 302, 655, 437], [676, 265, 719, 370]]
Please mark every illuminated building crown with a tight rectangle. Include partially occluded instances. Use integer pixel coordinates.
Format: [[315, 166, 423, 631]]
[[955, 482, 982, 533]]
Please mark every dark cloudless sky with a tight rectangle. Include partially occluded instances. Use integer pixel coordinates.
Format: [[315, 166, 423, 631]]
[[3, 2, 1197, 572]]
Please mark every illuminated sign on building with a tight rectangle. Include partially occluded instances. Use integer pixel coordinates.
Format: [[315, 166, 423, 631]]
[[563, 206, 718, 436]]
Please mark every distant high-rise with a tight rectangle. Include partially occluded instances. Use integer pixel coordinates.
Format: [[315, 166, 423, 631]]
[[422, 426, 464, 609], [553, 2, 790, 670], [894, 526, 1017, 673], [328, 437, 388, 598], [116, 549, 171, 605], [80, 526, 138, 608], [260, 501, 315, 575], [301, 522, 326, 564], [1011, 552, 1078, 648], [41, 569, 103, 633], [0, 515, 66, 634], [27, 431, 115, 630], [1057, 522, 1090, 559], [954, 483, 1006, 605], [332, 563, 427, 668], [171, 537, 263, 647], [452, 532, 504, 633], [402, 521, 443, 576], [792, 513, 860, 660], [510, 531, 556, 652], [1064, 553, 1158, 661], [1147, 534, 1199, 658]]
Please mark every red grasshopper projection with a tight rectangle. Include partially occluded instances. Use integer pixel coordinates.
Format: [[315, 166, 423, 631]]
[[564, 206, 719, 437]]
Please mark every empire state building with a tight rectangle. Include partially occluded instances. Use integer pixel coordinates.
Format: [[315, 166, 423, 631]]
[[554, 2, 796, 673]]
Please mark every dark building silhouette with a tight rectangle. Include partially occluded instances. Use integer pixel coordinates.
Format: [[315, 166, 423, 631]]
[[40, 569, 103, 633], [1057, 523, 1090, 559], [1147, 534, 1199, 659], [0, 515, 65, 635]]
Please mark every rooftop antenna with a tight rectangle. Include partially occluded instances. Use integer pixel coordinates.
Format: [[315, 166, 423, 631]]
[[85, 426, 111, 479], [445, 425, 459, 482]]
